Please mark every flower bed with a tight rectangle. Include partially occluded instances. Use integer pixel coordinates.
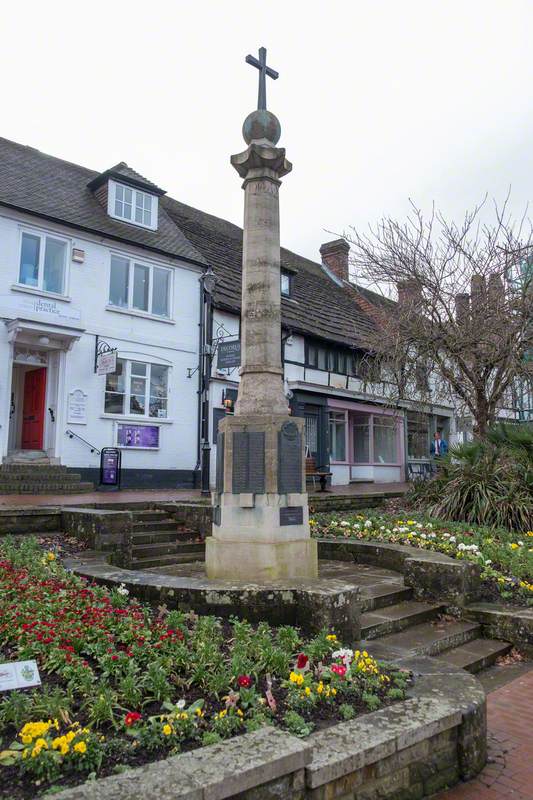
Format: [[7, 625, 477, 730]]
[[0, 538, 410, 800], [311, 511, 533, 605]]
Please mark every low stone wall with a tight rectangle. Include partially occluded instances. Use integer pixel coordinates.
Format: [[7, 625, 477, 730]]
[[465, 602, 533, 650], [65, 553, 361, 642], [308, 494, 387, 514], [61, 508, 131, 565], [318, 539, 482, 606], [53, 661, 486, 800], [0, 507, 62, 535]]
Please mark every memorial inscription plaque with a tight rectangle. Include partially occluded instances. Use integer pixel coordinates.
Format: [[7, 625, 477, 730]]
[[232, 431, 265, 494], [279, 506, 304, 526], [278, 421, 303, 493]]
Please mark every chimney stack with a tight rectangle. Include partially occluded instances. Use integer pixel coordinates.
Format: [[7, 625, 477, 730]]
[[455, 293, 470, 325], [397, 279, 422, 309], [320, 239, 350, 282]]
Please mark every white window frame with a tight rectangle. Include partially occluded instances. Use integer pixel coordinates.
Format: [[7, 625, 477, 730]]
[[107, 179, 158, 230], [108, 253, 173, 319], [16, 228, 70, 297], [103, 358, 170, 420]]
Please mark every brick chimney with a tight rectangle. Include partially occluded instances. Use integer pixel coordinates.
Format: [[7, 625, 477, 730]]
[[320, 239, 350, 282], [455, 293, 470, 325], [397, 279, 422, 308]]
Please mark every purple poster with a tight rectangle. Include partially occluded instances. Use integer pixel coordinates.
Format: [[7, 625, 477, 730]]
[[117, 424, 160, 449], [101, 449, 120, 485]]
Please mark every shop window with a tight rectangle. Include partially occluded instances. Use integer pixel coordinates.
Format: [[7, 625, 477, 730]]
[[109, 255, 171, 318], [329, 411, 346, 461], [18, 231, 68, 295], [105, 359, 169, 418], [304, 414, 318, 455], [406, 411, 430, 459], [352, 412, 370, 463], [373, 416, 397, 463]]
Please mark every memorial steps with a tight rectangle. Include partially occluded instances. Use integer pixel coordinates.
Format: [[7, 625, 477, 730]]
[[128, 509, 205, 569]]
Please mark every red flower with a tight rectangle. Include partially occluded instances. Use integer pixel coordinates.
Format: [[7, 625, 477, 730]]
[[237, 674, 252, 688], [124, 711, 141, 727], [296, 653, 309, 670], [331, 664, 347, 677]]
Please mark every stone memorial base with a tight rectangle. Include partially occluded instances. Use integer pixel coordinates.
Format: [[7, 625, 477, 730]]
[[207, 413, 318, 581]]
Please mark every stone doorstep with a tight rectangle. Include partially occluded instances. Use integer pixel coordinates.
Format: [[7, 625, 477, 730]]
[[51, 661, 484, 800], [361, 600, 446, 639]]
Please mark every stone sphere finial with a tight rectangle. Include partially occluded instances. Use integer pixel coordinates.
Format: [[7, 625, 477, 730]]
[[242, 109, 281, 145]]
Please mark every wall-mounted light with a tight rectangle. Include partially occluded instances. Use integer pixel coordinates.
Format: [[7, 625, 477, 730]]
[[38, 336, 50, 345]]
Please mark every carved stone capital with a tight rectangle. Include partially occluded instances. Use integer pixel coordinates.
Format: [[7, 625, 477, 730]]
[[231, 143, 292, 180]]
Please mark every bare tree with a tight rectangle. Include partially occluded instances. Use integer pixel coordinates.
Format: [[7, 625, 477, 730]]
[[345, 198, 533, 437]]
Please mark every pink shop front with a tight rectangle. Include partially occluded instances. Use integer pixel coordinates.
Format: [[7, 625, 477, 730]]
[[327, 399, 405, 485]]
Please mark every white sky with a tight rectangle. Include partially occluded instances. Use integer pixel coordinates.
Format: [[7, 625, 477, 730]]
[[1, 1, 533, 265]]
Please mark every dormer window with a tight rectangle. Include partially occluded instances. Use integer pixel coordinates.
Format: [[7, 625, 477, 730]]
[[281, 270, 291, 296], [108, 180, 158, 230]]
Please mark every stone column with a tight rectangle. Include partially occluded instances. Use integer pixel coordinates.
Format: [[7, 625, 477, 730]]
[[205, 110, 318, 581]]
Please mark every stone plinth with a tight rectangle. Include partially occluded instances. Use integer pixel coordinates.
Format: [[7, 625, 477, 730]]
[[207, 414, 318, 581]]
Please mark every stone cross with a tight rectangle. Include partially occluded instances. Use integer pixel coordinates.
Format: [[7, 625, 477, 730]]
[[245, 47, 278, 111]]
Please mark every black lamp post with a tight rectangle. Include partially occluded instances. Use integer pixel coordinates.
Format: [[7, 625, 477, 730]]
[[200, 267, 216, 496]]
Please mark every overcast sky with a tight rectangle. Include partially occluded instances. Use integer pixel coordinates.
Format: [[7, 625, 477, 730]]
[[2, 1, 532, 265]]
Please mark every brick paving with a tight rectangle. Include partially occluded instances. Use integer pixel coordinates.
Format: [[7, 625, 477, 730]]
[[435, 667, 533, 799]]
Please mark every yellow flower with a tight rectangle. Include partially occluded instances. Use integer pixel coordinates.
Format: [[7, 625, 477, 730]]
[[66, 731, 76, 743], [326, 634, 337, 642], [316, 682, 324, 694], [289, 671, 304, 686], [74, 741, 87, 754], [21, 735, 32, 745], [218, 710, 227, 719], [236, 709, 244, 717], [195, 708, 204, 718], [162, 724, 172, 736], [304, 686, 311, 696], [179, 712, 189, 720], [510, 543, 519, 550]]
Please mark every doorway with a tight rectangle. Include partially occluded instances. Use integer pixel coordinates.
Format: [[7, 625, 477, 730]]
[[21, 367, 47, 449]]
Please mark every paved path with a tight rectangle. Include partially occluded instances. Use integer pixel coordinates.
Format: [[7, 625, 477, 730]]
[[0, 481, 409, 507], [436, 668, 533, 799]]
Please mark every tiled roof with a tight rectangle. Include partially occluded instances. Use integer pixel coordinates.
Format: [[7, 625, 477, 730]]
[[0, 137, 206, 265], [162, 196, 389, 349]]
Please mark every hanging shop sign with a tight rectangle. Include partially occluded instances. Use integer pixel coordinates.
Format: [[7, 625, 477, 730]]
[[217, 340, 241, 369], [116, 424, 160, 449], [96, 350, 117, 376], [99, 447, 121, 489]]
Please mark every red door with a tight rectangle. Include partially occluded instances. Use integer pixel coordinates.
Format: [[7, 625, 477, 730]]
[[21, 368, 47, 450]]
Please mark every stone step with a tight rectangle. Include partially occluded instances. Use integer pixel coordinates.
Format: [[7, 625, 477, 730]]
[[132, 541, 205, 558], [0, 464, 69, 472], [360, 583, 413, 613], [361, 601, 446, 640], [129, 552, 204, 569], [0, 482, 94, 494], [131, 529, 204, 546], [131, 519, 178, 533], [130, 510, 170, 522], [436, 638, 513, 673], [0, 471, 83, 483], [368, 619, 481, 657]]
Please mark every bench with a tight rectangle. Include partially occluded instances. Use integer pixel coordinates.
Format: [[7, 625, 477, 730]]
[[306, 456, 332, 492]]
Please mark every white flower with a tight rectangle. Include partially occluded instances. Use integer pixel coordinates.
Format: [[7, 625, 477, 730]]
[[485, 559, 492, 565], [380, 526, 385, 531], [176, 699, 186, 709], [332, 648, 353, 663], [416, 523, 423, 530], [457, 543, 466, 551], [426, 523, 433, 529], [340, 521, 350, 527], [442, 533, 450, 539], [518, 541, 524, 547], [116, 583, 129, 596], [364, 520, 373, 528], [449, 536, 456, 543], [429, 533, 437, 539], [420, 533, 427, 539]]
